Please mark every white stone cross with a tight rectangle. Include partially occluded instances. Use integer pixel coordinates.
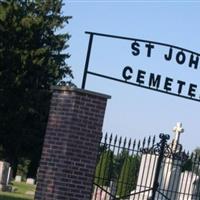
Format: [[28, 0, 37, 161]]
[[173, 122, 184, 144]]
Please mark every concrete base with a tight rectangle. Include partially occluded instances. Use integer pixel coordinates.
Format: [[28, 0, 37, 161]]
[[0, 184, 12, 192]]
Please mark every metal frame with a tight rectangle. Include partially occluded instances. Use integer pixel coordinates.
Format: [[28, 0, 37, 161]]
[[82, 31, 200, 103]]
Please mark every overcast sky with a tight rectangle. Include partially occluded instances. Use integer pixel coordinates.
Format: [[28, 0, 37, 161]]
[[64, 1, 200, 151]]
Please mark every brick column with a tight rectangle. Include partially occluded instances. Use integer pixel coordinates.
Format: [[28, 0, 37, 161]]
[[35, 87, 111, 200]]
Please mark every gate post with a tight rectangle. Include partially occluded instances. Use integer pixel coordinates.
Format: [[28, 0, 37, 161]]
[[151, 134, 170, 200], [34, 86, 111, 200]]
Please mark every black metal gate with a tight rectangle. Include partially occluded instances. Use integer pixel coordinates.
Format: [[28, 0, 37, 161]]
[[92, 133, 200, 200]]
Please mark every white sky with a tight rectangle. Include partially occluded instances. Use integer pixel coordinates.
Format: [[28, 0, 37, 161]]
[[64, 1, 200, 151]]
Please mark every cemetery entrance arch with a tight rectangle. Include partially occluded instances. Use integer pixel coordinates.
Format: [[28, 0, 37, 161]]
[[80, 32, 200, 199], [82, 31, 200, 103]]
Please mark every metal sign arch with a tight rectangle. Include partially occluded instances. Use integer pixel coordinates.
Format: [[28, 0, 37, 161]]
[[82, 31, 200, 103]]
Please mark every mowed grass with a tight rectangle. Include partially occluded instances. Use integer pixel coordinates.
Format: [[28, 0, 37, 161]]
[[0, 182, 35, 200]]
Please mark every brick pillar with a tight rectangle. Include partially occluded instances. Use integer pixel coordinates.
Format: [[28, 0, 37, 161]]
[[35, 86, 111, 200]]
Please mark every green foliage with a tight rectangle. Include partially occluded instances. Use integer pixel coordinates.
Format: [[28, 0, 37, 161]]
[[12, 181, 35, 196], [182, 158, 193, 172], [0, 0, 73, 177], [94, 150, 113, 186], [0, 194, 32, 200], [116, 155, 140, 198], [194, 148, 200, 157], [16, 158, 31, 181], [94, 148, 140, 198], [113, 149, 129, 179], [0, 0, 73, 89]]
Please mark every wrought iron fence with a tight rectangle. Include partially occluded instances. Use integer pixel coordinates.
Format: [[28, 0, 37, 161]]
[[92, 133, 200, 200]]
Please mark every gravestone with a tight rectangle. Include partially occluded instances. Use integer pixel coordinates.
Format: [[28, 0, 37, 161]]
[[156, 122, 184, 199], [92, 186, 111, 200], [178, 171, 200, 200], [130, 154, 158, 199], [15, 175, 22, 182], [0, 161, 11, 191], [157, 158, 182, 200], [26, 178, 35, 185], [130, 122, 184, 200]]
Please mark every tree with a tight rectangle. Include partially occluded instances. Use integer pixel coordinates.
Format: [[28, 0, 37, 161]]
[[194, 148, 200, 157], [116, 155, 140, 198], [113, 149, 129, 180], [0, 0, 73, 177], [94, 150, 113, 186]]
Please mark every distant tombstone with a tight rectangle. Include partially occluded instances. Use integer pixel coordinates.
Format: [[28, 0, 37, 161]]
[[156, 157, 182, 200], [178, 171, 200, 200], [92, 186, 111, 200], [0, 161, 12, 191], [15, 175, 22, 182], [25, 191, 35, 195], [130, 122, 185, 200], [0, 161, 10, 185], [130, 154, 158, 200], [26, 178, 35, 185]]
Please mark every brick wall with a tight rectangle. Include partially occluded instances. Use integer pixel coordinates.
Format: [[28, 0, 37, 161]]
[[35, 87, 110, 200]]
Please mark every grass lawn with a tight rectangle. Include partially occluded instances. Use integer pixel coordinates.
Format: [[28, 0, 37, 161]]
[[0, 182, 35, 200]]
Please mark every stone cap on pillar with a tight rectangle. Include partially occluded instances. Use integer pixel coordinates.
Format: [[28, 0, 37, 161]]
[[51, 86, 111, 99]]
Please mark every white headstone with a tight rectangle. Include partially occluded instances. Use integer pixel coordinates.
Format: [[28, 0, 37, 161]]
[[130, 154, 158, 200], [92, 186, 111, 200], [0, 161, 12, 191], [0, 161, 10, 185], [157, 158, 182, 200], [26, 178, 35, 185], [130, 123, 185, 200], [15, 175, 22, 182], [178, 171, 200, 200]]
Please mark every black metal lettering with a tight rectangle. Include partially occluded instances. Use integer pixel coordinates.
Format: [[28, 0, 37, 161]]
[[188, 83, 197, 97], [177, 80, 186, 95], [131, 42, 140, 56], [149, 73, 161, 89], [136, 70, 146, 84], [164, 77, 173, 91], [176, 51, 186, 65], [145, 43, 154, 57], [164, 48, 173, 61], [122, 66, 133, 81], [189, 54, 199, 69]]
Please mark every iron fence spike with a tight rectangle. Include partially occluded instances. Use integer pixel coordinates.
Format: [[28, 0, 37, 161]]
[[119, 136, 122, 146], [138, 140, 141, 149], [105, 133, 108, 143], [191, 152, 194, 159], [114, 135, 117, 145], [179, 145, 182, 153], [133, 139, 136, 150], [153, 135, 156, 145], [109, 133, 113, 143], [128, 138, 131, 148], [142, 137, 146, 147], [123, 137, 127, 147], [148, 136, 151, 146], [194, 153, 198, 162]]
